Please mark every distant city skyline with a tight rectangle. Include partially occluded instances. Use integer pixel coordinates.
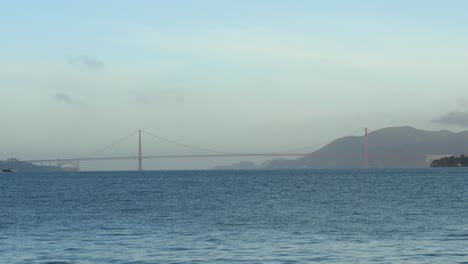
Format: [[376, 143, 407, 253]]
[[2, 1, 468, 170]]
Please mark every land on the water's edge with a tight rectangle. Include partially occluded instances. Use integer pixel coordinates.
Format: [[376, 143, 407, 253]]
[[214, 126, 468, 170], [1, 158, 59, 172], [430, 155, 468, 167]]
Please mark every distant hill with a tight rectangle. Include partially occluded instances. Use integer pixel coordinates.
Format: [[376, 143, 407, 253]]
[[213, 161, 261, 170], [1, 158, 59, 172], [214, 126, 468, 169]]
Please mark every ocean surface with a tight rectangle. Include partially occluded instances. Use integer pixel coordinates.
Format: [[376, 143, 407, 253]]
[[1, 169, 467, 263]]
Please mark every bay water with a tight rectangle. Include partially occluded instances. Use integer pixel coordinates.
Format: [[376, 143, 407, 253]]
[[1, 169, 467, 263]]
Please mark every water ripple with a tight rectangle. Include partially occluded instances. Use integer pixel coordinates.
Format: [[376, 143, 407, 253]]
[[0, 169, 467, 263]]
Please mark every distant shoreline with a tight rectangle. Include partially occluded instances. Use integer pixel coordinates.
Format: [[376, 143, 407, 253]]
[[430, 155, 468, 167]]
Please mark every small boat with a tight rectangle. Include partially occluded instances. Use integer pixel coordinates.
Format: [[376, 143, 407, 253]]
[[2, 168, 14, 173]]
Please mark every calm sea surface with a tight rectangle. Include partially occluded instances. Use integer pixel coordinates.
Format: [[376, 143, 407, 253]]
[[1, 169, 467, 263]]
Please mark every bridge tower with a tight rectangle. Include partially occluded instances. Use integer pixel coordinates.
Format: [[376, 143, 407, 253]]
[[364, 127, 369, 168], [138, 129, 143, 171]]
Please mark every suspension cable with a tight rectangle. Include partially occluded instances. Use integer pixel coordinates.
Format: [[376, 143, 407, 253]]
[[273, 128, 366, 154], [79, 130, 139, 159], [77, 127, 370, 159], [141, 130, 239, 154]]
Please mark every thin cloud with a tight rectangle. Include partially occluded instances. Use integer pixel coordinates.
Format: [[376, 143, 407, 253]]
[[53, 93, 73, 104], [68, 55, 104, 71], [132, 92, 151, 105], [131, 89, 186, 105], [457, 99, 468, 108], [432, 111, 468, 127], [52, 93, 85, 108]]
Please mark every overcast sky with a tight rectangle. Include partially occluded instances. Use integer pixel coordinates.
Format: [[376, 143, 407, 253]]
[[2, 1, 468, 170]]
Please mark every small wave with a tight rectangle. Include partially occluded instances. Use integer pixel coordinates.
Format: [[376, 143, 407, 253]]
[[442, 234, 468, 241], [420, 253, 442, 257], [206, 238, 222, 242], [99, 226, 125, 230], [64, 248, 79, 251], [101, 233, 144, 236], [448, 233, 468, 237], [168, 247, 191, 251], [117, 208, 146, 213], [307, 256, 332, 262]]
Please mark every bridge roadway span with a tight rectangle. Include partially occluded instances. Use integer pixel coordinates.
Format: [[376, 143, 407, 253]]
[[25, 153, 308, 163]]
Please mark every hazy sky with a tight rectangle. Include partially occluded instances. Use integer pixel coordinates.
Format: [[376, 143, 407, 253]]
[[2, 1, 468, 170]]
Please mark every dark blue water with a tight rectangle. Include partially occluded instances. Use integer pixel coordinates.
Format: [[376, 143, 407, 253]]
[[1, 169, 467, 263]]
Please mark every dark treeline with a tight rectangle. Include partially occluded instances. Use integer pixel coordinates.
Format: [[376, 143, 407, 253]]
[[431, 155, 468, 167]]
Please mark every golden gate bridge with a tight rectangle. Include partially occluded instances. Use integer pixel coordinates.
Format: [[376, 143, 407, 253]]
[[23, 128, 370, 171]]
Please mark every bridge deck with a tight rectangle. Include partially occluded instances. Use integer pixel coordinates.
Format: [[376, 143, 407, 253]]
[[24, 153, 308, 163]]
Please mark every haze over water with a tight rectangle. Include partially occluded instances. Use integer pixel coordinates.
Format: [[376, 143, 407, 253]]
[[1, 169, 467, 263]]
